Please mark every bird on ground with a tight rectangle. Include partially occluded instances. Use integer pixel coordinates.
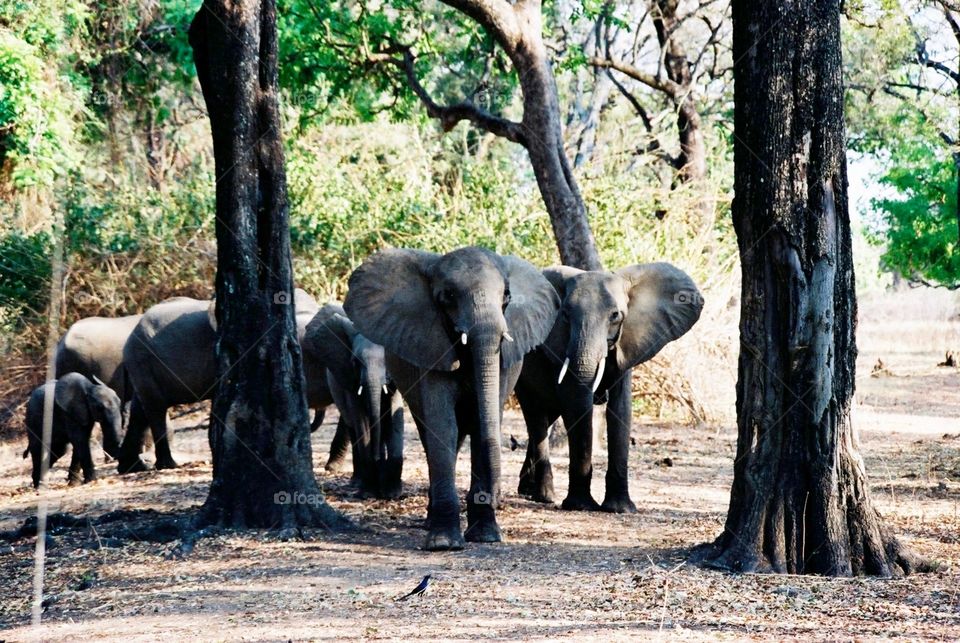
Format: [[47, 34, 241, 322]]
[[395, 574, 431, 601]]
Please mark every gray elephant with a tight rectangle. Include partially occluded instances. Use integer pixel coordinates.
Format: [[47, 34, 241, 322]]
[[302, 303, 405, 498], [55, 314, 142, 424], [514, 263, 703, 513], [344, 246, 559, 550], [118, 289, 328, 472], [23, 373, 123, 487]]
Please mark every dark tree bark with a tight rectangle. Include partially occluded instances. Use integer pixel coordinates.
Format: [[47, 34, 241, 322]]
[[189, 0, 344, 529], [384, 0, 602, 271], [710, 0, 922, 576]]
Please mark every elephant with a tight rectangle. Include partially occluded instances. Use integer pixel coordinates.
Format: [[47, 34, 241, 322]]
[[54, 314, 142, 426], [344, 246, 559, 550], [118, 289, 329, 472], [302, 303, 405, 498], [23, 373, 123, 487], [513, 262, 703, 513]]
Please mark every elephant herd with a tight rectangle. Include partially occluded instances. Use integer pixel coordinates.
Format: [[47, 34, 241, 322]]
[[23, 245, 703, 551]]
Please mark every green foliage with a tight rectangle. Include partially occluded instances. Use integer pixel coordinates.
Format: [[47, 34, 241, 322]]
[[0, 30, 84, 188], [0, 230, 51, 315], [868, 134, 959, 287]]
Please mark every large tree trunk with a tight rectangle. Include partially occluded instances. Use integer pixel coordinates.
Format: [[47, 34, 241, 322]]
[[510, 16, 602, 271], [426, 0, 602, 271], [189, 0, 343, 529], [652, 0, 706, 185], [710, 0, 921, 576]]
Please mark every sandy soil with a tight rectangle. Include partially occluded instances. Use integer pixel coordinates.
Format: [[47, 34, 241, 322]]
[[0, 291, 958, 641]]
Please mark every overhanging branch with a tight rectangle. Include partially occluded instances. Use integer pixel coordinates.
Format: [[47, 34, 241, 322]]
[[586, 56, 682, 99], [395, 49, 526, 145]]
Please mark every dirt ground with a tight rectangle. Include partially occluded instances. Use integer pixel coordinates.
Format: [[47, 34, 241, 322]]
[[0, 289, 958, 641]]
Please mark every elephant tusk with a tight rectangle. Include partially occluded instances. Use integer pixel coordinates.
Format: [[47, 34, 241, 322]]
[[382, 384, 390, 395], [591, 356, 606, 393], [503, 331, 514, 343], [357, 385, 363, 396], [558, 357, 569, 384], [461, 332, 468, 345]]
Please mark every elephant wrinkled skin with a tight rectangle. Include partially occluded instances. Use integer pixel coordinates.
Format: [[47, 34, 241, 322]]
[[345, 246, 559, 551], [514, 263, 703, 513], [24, 373, 123, 487]]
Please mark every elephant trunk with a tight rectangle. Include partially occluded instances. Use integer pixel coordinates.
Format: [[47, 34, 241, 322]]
[[100, 408, 123, 461], [567, 319, 608, 393], [470, 324, 504, 506], [363, 370, 384, 468]]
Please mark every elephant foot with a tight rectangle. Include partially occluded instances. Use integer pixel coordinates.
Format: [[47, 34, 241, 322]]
[[464, 519, 502, 544], [67, 474, 83, 487], [518, 469, 555, 504], [118, 458, 149, 474], [379, 481, 403, 500], [601, 494, 638, 514], [324, 456, 347, 473], [561, 491, 602, 512], [155, 456, 179, 470], [424, 526, 465, 551]]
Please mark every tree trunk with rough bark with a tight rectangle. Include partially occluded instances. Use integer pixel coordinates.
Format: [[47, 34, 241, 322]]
[[404, 0, 602, 270], [652, 0, 706, 185], [710, 0, 922, 576], [189, 0, 344, 529]]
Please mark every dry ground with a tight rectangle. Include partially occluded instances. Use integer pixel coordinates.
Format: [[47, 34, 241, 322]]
[[0, 288, 958, 641]]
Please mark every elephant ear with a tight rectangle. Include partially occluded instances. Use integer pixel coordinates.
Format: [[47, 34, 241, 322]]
[[615, 263, 704, 371], [303, 308, 358, 391], [344, 248, 456, 371], [537, 265, 583, 365], [500, 256, 561, 367], [54, 374, 92, 426]]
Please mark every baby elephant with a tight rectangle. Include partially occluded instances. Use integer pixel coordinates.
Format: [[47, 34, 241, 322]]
[[23, 373, 123, 488]]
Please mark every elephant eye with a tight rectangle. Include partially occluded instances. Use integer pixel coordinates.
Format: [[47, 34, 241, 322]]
[[610, 311, 623, 323], [437, 288, 455, 307]]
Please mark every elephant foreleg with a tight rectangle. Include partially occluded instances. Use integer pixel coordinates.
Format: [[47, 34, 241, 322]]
[[517, 402, 558, 503], [118, 397, 150, 473], [411, 378, 463, 551], [67, 450, 83, 486], [601, 372, 636, 513], [560, 386, 601, 511], [145, 404, 177, 470]]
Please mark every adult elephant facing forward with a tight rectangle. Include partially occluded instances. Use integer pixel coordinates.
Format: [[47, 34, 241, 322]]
[[514, 263, 703, 513], [345, 246, 559, 550]]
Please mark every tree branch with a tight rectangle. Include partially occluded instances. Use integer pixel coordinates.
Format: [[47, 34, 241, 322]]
[[396, 49, 526, 145], [586, 56, 682, 98], [437, 0, 518, 47]]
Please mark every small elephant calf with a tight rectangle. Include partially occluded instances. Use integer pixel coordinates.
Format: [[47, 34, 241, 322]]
[[23, 372, 123, 488]]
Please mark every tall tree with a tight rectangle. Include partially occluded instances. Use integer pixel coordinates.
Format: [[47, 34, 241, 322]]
[[189, 0, 343, 528], [712, 0, 921, 575], [392, 0, 602, 270]]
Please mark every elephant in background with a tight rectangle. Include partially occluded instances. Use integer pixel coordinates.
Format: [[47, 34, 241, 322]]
[[23, 373, 123, 487], [55, 314, 142, 425], [345, 246, 559, 550], [302, 303, 405, 498], [119, 289, 328, 472], [514, 262, 703, 513]]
